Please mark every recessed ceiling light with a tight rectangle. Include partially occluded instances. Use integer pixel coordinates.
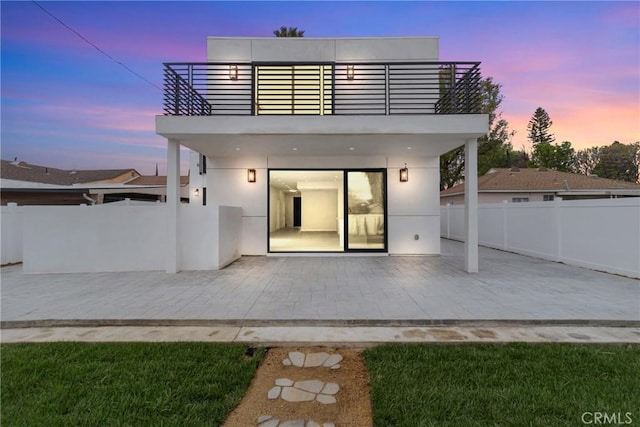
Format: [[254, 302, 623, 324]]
[[292, 147, 298, 151], [349, 147, 355, 151], [235, 147, 240, 151], [407, 146, 412, 150]]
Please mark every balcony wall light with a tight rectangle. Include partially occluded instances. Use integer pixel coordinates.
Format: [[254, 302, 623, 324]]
[[229, 65, 238, 80], [247, 169, 256, 183], [346, 65, 355, 80], [399, 163, 409, 182], [194, 188, 200, 197]]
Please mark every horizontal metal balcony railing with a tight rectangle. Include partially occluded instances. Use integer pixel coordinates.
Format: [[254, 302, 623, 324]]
[[162, 62, 482, 116]]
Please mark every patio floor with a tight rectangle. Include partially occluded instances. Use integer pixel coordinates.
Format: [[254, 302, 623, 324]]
[[1, 239, 638, 324]]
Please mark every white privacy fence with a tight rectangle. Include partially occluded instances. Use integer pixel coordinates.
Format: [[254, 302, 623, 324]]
[[1, 203, 23, 265], [1, 203, 242, 273], [441, 198, 640, 278]]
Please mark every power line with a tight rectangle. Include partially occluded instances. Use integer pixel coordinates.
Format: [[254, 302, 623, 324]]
[[32, 1, 162, 91]]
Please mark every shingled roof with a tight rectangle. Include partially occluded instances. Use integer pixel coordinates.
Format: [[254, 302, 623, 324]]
[[1, 160, 140, 186], [441, 167, 640, 196], [126, 176, 189, 186]]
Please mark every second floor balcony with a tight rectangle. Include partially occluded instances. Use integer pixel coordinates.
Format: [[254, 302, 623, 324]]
[[162, 61, 482, 117]]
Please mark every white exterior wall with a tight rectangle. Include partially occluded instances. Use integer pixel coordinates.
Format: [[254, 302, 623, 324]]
[[441, 198, 640, 278], [207, 37, 439, 62], [1, 203, 23, 265], [203, 154, 441, 255], [387, 156, 440, 254], [22, 204, 241, 274]]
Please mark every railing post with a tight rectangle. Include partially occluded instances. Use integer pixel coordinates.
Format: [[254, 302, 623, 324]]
[[385, 64, 390, 115], [174, 73, 180, 116], [451, 63, 457, 113]]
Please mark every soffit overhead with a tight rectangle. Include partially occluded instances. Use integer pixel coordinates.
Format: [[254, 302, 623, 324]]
[[156, 114, 487, 158]]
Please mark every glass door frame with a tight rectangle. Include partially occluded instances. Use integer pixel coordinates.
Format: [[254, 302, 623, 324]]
[[344, 168, 388, 253], [267, 168, 388, 253]]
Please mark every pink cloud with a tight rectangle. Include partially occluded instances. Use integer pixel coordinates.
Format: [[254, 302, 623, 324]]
[[8, 102, 161, 135]]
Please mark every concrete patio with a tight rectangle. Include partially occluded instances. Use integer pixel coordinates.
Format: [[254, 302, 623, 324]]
[[1, 239, 638, 325]]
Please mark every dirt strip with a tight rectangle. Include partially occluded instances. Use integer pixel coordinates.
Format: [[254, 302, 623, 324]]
[[223, 347, 372, 427]]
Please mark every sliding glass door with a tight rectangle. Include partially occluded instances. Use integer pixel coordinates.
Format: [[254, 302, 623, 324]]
[[346, 170, 386, 251], [268, 169, 386, 252]]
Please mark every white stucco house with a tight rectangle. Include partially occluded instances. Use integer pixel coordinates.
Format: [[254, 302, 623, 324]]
[[155, 36, 487, 273]]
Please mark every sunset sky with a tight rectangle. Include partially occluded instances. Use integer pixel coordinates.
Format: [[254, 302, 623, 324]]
[[2, 1, 638, 175]]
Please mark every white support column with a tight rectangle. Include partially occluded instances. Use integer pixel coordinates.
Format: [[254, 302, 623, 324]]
[[464, 138, 479, 273], [166, 138, 180, 273]]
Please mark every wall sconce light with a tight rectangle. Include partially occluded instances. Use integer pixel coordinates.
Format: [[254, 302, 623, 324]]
[[229, 65, 238, 80], [194, 188, 200, 197], [400, 163, 409, 182], [247, 169, 256, 183], [346, 65, 355, 80]]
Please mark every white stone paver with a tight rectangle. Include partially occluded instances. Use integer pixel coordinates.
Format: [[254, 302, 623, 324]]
[[267, 378, 340, 404], [315, 395, 336, 405], [267, 386, 281, 400], [282, 352, 342, 369], [257, 417, 333, 427], [2, 240, 638, 324], [295, 380, 324, 394], [321, 383, 339, 395], [322, 354, 343, 368], [303, 352, 329, 367], [288, 351, 305, 367], [281, 387, 316, 403]]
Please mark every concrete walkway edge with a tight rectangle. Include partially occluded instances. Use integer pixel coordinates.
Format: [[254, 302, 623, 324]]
[[2, 325, 639, 345]]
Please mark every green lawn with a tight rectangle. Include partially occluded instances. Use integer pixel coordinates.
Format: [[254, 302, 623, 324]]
[[364, 343, 639, 426], [1, 343, 264, 426], [3, 342, 638, 426]]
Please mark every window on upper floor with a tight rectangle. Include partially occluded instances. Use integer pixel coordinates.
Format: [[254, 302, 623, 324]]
[[543, 195, 555, 201], [254, 65, 333, 115], [512, 197, 529, 203]]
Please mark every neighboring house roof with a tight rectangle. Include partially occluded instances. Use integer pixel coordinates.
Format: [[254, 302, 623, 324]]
[[441, 167, 640, 196], [126, 176, 189, 186], [0, 159, 140, 186]]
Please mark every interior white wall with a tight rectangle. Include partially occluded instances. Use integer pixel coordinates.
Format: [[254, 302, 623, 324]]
[[285, 193, 294, 227], [300, 189, 338, 232], [269, 186, 286, 232]]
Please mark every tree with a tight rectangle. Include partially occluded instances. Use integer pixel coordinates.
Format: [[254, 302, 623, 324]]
[[527, 107, 555, 145], [530, 140, 576, 172], [575, 146, 601, 176], [525, 108, 577, 171], [592, 141, 640, 183], [273, 26, 305, 37], [551, 141, 577, 172], [440, 77, 516, 190]]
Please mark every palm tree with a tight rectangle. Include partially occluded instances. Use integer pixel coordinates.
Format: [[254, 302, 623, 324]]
[[273, 26, 305, 37]]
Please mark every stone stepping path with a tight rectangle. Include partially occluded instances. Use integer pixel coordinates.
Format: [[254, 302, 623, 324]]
[[222, 347, 372, 427], [257, 415, 334, 427], [258, 351, 343, 425]]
